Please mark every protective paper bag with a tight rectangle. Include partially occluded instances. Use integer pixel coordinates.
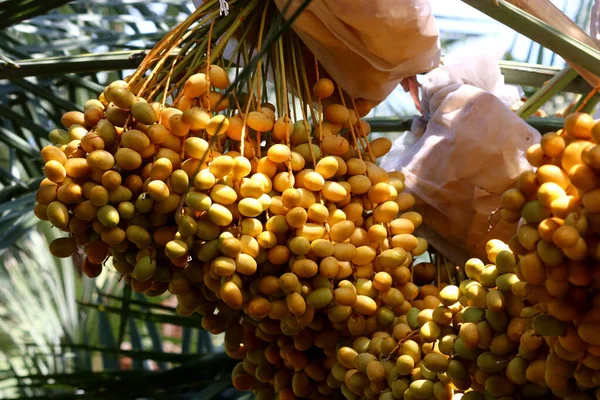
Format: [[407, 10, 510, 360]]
[[381, 49, 540, 265], [194, 0, 440, 103], [271, 0, 440, 103]]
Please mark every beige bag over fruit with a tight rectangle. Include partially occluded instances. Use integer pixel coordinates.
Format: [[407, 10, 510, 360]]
[[270, 0, 440, 103], [194, 0, 440, 102], [381, 49, 541, 266]]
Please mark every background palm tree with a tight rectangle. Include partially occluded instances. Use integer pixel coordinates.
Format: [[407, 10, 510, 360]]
[[0, 0, 599, 398]]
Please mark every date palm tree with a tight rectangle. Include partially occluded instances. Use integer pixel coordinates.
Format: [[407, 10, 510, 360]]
[[0, 0, 599, 398]]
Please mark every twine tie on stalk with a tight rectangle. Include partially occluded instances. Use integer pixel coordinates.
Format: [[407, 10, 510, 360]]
[[219, 0, 229, 16]]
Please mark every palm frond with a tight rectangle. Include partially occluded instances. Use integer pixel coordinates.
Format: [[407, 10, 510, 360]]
[[0, 227, 238, 399], [463, 0, 600, 76], [0, 0, 74, 29]]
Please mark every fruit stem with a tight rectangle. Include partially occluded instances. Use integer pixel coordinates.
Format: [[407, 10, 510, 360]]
[[443, 256, 454, 286], [382, 329, 420, 361], [290, 37, 317, 167], [254, 0, 270, 114], [205, 19, 216, 115], [277, 38, 294, 187], [574, 87, 600, 114], [350, 98, 372, 154], [314, 56, 325, 154], [487, 207, 501, 233], [295, 35, 319, 135]]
